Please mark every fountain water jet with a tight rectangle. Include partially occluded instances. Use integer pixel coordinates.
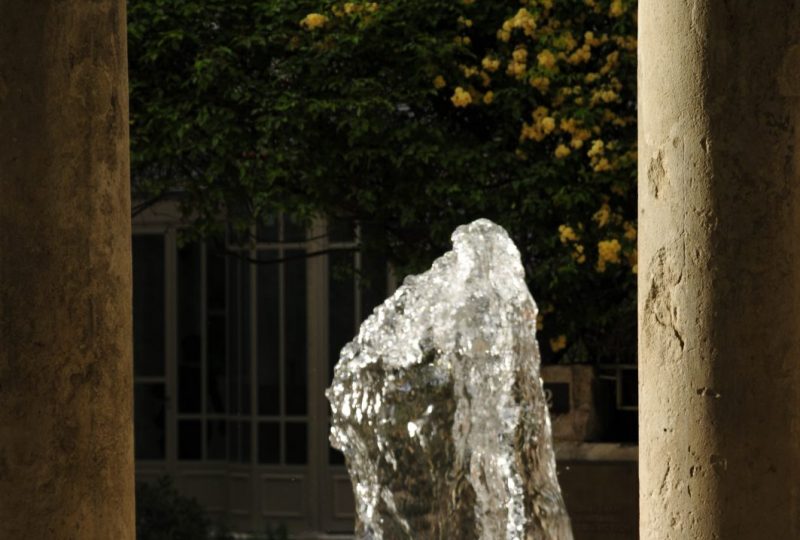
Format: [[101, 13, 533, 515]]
[[326, 219, 573, 539]]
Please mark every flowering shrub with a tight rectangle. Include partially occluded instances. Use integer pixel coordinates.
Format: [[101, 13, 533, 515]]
[[129, 0, 637, 363]]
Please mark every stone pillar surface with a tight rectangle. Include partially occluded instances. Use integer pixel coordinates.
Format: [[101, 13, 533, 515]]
[[639, 1, 800, 538], [0, 1, 134, 538]]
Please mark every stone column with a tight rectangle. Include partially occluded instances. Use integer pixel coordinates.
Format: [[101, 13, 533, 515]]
[[0, 1, 134, 538], [639, 2, 800, 538]]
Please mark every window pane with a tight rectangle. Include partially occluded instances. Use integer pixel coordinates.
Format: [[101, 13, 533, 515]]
[[329, 252, 356, 385], [328, 219, 355, 243], [283, 214, 306, 242], [228, 420, 240, 462], [207, 314, 227, 414], [285, 250, 307, 415], [257, 215, 278, 243], [258, 422, 280, 464], [178, 420, 202, 460], [207, 420, 227, 460], [132, 235, 165, 377], [207, 248, 226, 311], [228, 257, 240, 414], [134, 383, 165, 460], [240, 421, 251, 464], [329, 446, 346, 466], [178, 242, 201, 413], [241, 259, 252, 415], [285, 422, 307, 465], [258, 251, 280, 415]]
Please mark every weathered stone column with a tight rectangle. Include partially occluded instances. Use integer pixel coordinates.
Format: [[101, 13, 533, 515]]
[[639, 2, 800, 538], [0, 1, 134, 538]]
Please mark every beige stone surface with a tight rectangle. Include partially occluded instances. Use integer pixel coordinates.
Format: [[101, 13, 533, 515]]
[[0, 1, 135, 538], [639, 1, 800, 538]]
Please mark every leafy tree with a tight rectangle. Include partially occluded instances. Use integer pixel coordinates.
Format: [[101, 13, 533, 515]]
[[128, 0, 637, 363]]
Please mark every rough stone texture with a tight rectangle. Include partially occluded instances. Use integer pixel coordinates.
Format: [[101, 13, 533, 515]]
[[327, 219, 572, 540], [639, 2, 800, 538], [0, 1, 135, 538]]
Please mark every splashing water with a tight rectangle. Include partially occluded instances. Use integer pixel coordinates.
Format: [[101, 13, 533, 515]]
[[326, 219, 573, 540]]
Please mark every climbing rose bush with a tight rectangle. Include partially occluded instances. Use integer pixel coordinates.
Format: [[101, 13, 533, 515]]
[[128, 0, 637, 363]]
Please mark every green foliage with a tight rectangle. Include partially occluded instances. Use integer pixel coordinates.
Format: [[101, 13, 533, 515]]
[[128, 0, 637, 363], [135, 476, 234, 540]]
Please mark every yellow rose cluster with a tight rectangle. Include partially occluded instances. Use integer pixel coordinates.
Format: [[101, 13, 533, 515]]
[[450, 86, 472, 107], [300, 13, 328, 30]]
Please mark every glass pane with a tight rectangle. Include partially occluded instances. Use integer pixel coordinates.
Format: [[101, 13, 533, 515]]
[[228, 257, 240, 414], [241, 259, 252, 415], [207, 314, 227, 413], [228, 420, 240, 462], [258, 422, 280, 464], [360, 253, 388, 320], [134, 383, 165, 460], [178, 420, 202, 460], [258, 251, 280, 415], [178, 242, 201, 413], [285, 250, 307, 415], [240, 421, 251, 463], [329, 252, 356, 385], [132, 235, 165, 377], [257, 214, 279, 243], [207, 248, 226, 311], [207, 419, 227, 460], [285, 422, 307, 465], [227, 257, 241, 412], [329, 446, 346, 466], [283, 214, 306, 242], [328, 218, 355, 243]]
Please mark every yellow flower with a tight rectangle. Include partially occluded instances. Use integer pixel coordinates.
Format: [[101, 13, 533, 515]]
[[537, 49, 557, 69], [558, 224, 578, 243], [507, 61, 526, 78], [572, 244, 586, 263], [460, 65, 478, 77], [366, 2, 379, 12], [587, 139, 605, 158], [343, 2, 359, 14], [568, 44, 591, 64], [451, 86, 472, 107], [554, 144, 571, 158], [479, 71, 492, 87], [482, 91, 495, 104], [532, 106, 549, 120], [529, 76, 550, 92], [482, 56, 501, 72], [433, 75, 446, 89], [593, 157, 612, 172], [610, 0, 624, 17], [540, 116, 556, 134], [585, 72, 601, 83], [537, 314, 544, 331], [596, 239, 622, 272], [627, 248, 638, 269], [593, 203, 611, 227], [512, 47, 528, 64], [520, 123, 544, 142], [623, 221, 637, 240], [458, 16, 473, 27], [550, 335, 567, 352], [559, 118, 576, 133], [300, 13, 328, 29], [497, 29, 511, 42]]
